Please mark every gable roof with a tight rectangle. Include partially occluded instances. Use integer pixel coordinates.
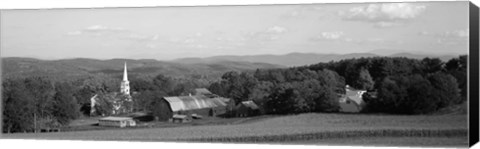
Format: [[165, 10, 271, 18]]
[[163, 95, 230, 112], [194, 88, 212, 95], [239, 101, 259, 110]]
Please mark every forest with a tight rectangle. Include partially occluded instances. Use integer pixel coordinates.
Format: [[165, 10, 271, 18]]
[[208, 55, 467, 115], [2, 55, 467, 133]]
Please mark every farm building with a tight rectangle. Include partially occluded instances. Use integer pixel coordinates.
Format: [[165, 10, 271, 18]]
[[235, 101, 260, 117], [339, 85, 367, 113], [151, 94, 234, 121], [98, 117, 136, 128], [170, 114, 192, 123]]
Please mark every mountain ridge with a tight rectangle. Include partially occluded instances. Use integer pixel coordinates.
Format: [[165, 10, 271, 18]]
[[172, 52, 458, 67], [1, 58, 284, 81]]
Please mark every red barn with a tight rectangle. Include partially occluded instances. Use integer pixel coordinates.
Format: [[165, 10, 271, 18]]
[[151, 95, 234, 121]]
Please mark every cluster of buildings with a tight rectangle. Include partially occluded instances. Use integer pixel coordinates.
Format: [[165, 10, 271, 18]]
[[94, 62, 260, 127], [95, 62, 366, 127]]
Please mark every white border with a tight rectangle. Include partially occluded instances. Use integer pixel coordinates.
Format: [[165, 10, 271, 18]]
[[0, 0, 475, 9], [0, 0, 478, 149]]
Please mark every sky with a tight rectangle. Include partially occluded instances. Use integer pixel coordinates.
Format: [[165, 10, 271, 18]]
[[0, 1, 470, 60]]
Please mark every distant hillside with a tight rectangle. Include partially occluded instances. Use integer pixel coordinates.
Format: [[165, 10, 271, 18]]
[[173, 52, 456, 67], [2, 58, 284, 80]]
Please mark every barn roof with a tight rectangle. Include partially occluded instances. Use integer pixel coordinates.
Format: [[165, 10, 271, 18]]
[[99, 116, 133, 121], [163, 95, 230, 112], [344, 86, 366, 105], [239, 101, 259, 110]]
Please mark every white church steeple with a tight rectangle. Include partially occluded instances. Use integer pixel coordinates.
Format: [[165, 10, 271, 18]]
[[120, 62, 130, 95]]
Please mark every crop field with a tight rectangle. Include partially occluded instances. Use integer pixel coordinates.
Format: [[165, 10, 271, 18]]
[[1, 113, 468, 147]]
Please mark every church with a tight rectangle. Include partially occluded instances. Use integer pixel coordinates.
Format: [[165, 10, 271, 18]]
[[90, 62, 133, 116]]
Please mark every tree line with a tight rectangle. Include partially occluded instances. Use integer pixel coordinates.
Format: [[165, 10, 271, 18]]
[[208, 55, 467, 115]]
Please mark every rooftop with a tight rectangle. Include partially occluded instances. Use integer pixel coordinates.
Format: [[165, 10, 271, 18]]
[[99, 116, 133, 121]]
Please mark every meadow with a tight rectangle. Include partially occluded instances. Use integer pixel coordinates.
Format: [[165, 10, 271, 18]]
[[2, 113, 468, 147]]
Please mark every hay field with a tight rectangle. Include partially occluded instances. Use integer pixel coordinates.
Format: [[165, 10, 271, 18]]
[[2, 113, 468, 147]]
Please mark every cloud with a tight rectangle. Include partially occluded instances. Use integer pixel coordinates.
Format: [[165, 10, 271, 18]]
[[310, 32, 402, 46], [374, 21, 403, 28], [66, 25, 127, 36], [339, 3, 426, 27], [419, 29, 469, 38], [84, 25, 126, 32], [322, 31, 344, 39], [443, 29, 469, 38], [311, 31, 344, 40], [124, 34, 160, 42], [266, 26, 288, 34], [66, 31, 82, 36], [245, 26, 288, 42]]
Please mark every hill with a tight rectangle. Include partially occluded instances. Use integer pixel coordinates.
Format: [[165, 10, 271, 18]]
[[1, 57, 284, 81], [173, 52, 456, 67]]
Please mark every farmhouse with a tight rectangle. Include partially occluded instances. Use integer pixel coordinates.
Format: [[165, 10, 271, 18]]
[[90, 62, 133, 116], [98, 117, 136, 128], [235, 100, 260, 117], [152, 93, 234, 121], [339, 85, 367, 113]]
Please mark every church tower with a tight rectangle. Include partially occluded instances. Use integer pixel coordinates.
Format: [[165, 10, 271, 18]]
[[120, 62, 130, 95]]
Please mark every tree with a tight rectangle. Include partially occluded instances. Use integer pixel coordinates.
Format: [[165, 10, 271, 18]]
[[403, 75, 436, 114], [422, 57, 444, 74], [311, 85, 339, 112], [354, 68, 374, 90], [132, 90, 158, 112], [215, 71, 258, 104], [445, 55, 467, 102], [23, 77, 56, 123], [152, 74, 177, 96], [372, 75, 442, 114], [266, 84, 297, 114], [427, 72, 461, 107], [51, 82, 80, 125], [248, 81, 274, 114], [317, 69, 345, 94], [2, 79, 35, 133]]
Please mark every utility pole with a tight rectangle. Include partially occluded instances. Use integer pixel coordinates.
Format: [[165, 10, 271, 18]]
[[34, 112, 37, 133]]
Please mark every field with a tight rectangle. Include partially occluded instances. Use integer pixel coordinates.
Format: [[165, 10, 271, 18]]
[[1, 113, 468, 147]]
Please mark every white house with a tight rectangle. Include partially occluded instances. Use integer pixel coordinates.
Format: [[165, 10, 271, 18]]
[[339, 85, 367, 113], [98, 117, 136, 128]]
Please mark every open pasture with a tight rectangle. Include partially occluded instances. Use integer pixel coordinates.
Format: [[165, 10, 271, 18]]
[[2, 113, 468, 147]]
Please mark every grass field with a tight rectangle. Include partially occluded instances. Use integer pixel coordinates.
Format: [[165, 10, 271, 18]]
[[1, 113, 468, 147]]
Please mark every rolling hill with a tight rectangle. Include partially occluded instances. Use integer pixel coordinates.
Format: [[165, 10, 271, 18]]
[[1, 57, 284, 80], [173, 52, 457, 67], [2, 52, 458, 80]]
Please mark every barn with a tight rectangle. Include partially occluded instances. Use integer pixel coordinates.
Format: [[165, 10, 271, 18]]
[[151, 94, 234, 121], [235, 101, 260, 117], [339, 85, 367, 113], [98, 117, 136, 128]]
